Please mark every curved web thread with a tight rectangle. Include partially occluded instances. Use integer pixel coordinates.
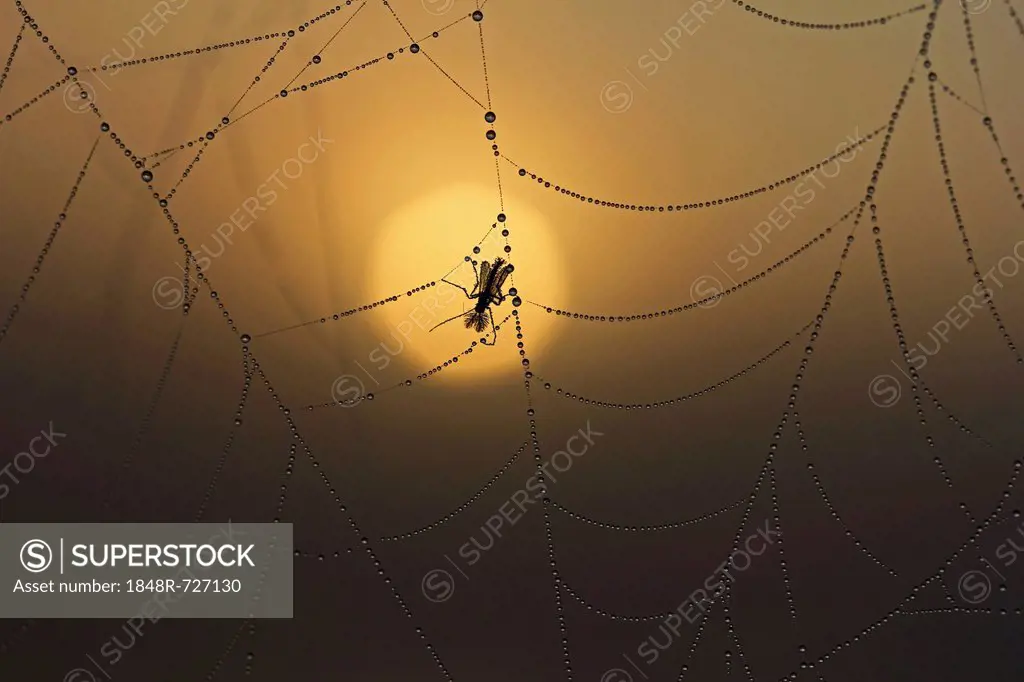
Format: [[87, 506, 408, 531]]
[[98, 320, 187, 519], [378, 440, 529, 542], [1, 0, 1023, 679], [553, 41, 928, 674], [0, 22, 25, 98], [480, 18, 891, 677], [926, 77, 1021, 363], [501, 129, 885, 214], [722, 4, 1014, 668], [549, 499, 744, 532], [139, 7, 474, 163], [533, 318, 812, 410], [725, 0, 927, 29], [867, 198, 989, 522], [2, 3, 466, 677], [159, 6, 362, 201], [1003, 0, 1024, 38], [526, 205, 858, 320], [0, 134, 99, 346], [252, 219, 503, 340], [792, 411, 901, 578]]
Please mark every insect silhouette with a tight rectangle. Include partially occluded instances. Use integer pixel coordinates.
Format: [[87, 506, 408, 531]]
[[431, 257, 515, 345]]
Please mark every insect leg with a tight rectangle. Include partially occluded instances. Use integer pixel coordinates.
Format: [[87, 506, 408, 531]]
[[481, 309, 499, 345], [470, 260, 482, 296], [441, 277, 476, 300]]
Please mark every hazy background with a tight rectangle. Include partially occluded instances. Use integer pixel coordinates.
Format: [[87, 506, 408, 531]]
[[2, 0, 1024, 679]]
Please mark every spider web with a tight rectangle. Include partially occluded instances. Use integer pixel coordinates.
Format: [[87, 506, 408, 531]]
[[1, 0, 1024, 680]]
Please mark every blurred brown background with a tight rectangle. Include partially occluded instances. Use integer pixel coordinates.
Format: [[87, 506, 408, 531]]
[[1, 0, 1024, 680]]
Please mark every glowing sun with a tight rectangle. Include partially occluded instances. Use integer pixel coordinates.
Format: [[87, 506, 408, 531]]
[[368, 183, 564, 382]]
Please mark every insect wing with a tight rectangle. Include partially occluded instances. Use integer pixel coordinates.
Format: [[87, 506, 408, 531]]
[[477, 259, 493, 291], [489, 263, 514, 298]]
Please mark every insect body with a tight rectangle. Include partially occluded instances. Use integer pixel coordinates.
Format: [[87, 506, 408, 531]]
[[431, 257, 515, 345]]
